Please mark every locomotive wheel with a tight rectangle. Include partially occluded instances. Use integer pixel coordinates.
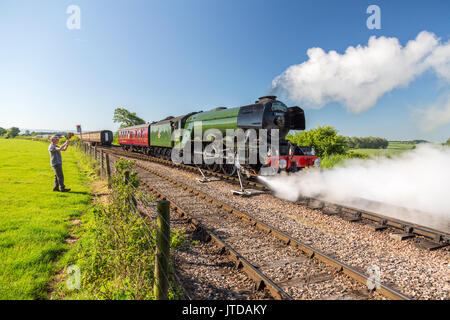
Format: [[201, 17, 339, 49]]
[[165, 148, 171, 160], [221, 163, 236, 176], [206, 163, 220, 172]]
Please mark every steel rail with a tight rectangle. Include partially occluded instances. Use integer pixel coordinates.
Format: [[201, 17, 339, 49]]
[[138, 177, 293, 300], [297, 197, 450, 246], [132, 161, 411, 300]]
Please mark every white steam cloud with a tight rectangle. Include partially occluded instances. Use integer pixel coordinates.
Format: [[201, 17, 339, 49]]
[[413, 95, 450, 132], [272, 31, 450, 114], [260, 144, 450, 232]]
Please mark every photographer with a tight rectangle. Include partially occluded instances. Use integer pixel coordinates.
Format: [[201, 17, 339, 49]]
[[48, 136, 71, 192]]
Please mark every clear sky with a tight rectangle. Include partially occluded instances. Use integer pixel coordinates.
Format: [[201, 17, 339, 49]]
[[0, 0, 449, 141]]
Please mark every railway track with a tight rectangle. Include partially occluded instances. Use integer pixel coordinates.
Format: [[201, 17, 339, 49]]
[[98, 145, 450, 250], [106, 152, 411, 300]]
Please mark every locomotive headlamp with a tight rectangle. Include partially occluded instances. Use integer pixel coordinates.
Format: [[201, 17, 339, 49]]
[[279, 159, 287, 169], [314, 158, 321, 167]]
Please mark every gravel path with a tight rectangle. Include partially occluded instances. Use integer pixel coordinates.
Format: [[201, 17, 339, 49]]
[[129, 158, 449, 300]]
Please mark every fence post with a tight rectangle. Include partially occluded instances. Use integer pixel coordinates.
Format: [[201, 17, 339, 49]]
[[154, 200, 170, 300], [105, 153, 111, 179], [100, 150, 104, 177]]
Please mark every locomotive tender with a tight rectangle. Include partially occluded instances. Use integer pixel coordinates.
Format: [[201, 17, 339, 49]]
[[118, 96, 319, 175]]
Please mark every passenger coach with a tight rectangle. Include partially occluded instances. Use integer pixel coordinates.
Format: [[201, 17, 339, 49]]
[[75, 130, 114, 146]]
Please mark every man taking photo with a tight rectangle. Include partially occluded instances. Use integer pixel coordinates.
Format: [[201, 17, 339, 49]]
[[48, 136, 71, 192]]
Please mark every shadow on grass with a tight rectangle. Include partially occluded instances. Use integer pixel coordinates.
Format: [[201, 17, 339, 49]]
[[55, 191, 90, 196]]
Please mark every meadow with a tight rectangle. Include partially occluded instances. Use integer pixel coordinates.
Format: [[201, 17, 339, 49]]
[[350, 141, 416, 156], [0, 139, 91, 299], [320, 142, 416, 168]]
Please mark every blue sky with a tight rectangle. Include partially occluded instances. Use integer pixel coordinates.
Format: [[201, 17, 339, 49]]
[[0, 0, 449, 141]]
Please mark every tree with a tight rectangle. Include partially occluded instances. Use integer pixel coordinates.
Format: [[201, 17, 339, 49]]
[[445, 138, 450, 145], [113, 108, 145, 128], [6, 127, 20, 139], [0, 127, 6, 136], [287, 126, 347, 158]]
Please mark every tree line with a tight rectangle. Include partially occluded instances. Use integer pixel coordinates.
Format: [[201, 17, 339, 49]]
[[286, 126, 392, 158], [344, 136, 389, 149], [0, 127, 20, 139]]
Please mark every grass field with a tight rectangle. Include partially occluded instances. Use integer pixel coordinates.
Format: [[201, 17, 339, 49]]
[[0, 139, 91, 299], [321, 142, 417, 168], [351, 142, 416, 156]]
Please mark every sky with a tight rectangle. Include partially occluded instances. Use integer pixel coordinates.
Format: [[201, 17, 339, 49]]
[[0, 0, 449, 141]]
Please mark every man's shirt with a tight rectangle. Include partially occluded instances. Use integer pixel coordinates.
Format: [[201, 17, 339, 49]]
[[48, 144, 62, 167]]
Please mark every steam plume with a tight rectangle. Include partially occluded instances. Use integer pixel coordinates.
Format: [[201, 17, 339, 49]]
[[259, 144, 450, 232], [272, 31, 450, 114]]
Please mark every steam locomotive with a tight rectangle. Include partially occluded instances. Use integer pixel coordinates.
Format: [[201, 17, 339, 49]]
[[117, 96, 319, 176]]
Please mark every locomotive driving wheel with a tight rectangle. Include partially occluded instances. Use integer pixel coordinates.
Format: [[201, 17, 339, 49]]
[[220, 163, 236, 176], [206, 163, 220, 172]]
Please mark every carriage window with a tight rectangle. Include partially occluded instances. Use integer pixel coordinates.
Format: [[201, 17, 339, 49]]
[[271, 102, 288, 112]]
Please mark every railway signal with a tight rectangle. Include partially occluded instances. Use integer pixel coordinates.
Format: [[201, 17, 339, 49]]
[[76, 125, 83, 143]]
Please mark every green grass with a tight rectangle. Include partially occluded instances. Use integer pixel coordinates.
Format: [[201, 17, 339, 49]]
[[0, 139, 91, 299], [321, 142, 417, 168], [351, 142, 415, 156]]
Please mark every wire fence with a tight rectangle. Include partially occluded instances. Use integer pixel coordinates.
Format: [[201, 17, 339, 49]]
[[79, 142, 190, 300]]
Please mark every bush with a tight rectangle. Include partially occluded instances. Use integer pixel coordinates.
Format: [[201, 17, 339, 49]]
[[287, 125, 347, 158], [6, 127, 20, 139]]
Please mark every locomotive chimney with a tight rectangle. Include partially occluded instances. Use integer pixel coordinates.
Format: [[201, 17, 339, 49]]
[[256, 96, 277, 103]]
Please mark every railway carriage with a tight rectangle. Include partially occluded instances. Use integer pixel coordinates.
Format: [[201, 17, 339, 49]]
[[118, 124, 150, 150], [75, 130, 113, 146]]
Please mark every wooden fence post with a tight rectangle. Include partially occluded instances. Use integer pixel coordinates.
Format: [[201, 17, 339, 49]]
[[105, 153, 111, 179], [154, 200, 170, 300], [100, 150, 104, 177]]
